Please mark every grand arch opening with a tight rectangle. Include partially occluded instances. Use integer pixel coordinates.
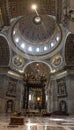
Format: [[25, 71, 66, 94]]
[[23, 62, 51, 113]]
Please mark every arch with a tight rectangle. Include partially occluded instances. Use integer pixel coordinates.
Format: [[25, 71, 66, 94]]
[[23, 61, 51, 83], [65, 33, 74, 66], [0, 35, 10, 66], [23, 61, 51, 112], [23, 60, 52, 72]]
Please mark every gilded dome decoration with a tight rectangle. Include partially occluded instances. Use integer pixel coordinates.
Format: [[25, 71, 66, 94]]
[[12, 14, 62, 55]]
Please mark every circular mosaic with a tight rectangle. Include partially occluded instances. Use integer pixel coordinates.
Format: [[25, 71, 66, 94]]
[[12, 55, 24, 67], [51, 55, 62, 67]]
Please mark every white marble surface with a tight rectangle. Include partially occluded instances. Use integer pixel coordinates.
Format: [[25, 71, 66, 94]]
[[0, 115, 74, 130]]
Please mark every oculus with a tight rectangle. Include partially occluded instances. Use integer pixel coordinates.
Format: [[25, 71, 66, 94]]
[[33, 16, 42, 25]]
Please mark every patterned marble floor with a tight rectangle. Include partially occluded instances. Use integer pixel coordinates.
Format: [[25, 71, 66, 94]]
[[0, 115, 74, 130]]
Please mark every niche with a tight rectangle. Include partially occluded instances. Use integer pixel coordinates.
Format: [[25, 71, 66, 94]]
[[59, 100, 67, 113], [6, 100, 14, 113]]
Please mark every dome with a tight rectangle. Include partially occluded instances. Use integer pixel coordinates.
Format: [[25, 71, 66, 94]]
[[12, 14, 61, 55]]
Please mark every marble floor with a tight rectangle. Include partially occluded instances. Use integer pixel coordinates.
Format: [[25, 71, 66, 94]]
[[0, 115, 74, 130]]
